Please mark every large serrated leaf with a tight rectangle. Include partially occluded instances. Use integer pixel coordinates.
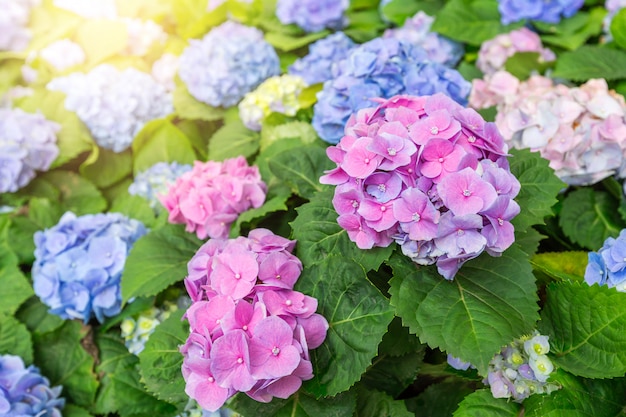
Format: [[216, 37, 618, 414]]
[[0, 314, 33, 365], [355, 386, 413, 417], [297, 256, 394, 397], [539, 282, 626, 378], [207, 119, 260, 162], [0, 248, 33, 315], [229, 194, 289, 237], [230, 389, 356, 417], [530, 251, 587, 282], [80, 146, 132, 189], [290, 188, 394, 271], [453, 389, 520, 417], [360, 350, 423, 398], [173, 84, 225, 121], [30, 171, 107, 216], [388, 246, 539, 376], [121, 224, 202, 303], [15, 297, 64, 336], [409, 380, 475, 417], [553, 45, 626, 81]]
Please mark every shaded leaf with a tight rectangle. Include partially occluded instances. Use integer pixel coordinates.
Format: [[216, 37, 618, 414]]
[[230, 389, 356, 417], [230, 194, 289, 237], [34, 171, 107, 215], [355, 386, 412, 417], [453, 389, 520, 417], [15, 297, 64, 336], [0, 248, 33, 315], [0, 314, 33, 365], [409, 380, 475, 417]]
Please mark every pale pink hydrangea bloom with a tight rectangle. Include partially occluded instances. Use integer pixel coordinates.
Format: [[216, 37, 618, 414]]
[[39, 39, 86, 71]]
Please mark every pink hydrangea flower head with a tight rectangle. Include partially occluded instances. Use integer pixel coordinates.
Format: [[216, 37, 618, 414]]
[[160, 156, 267, 239], [321, 93, 521, 279]]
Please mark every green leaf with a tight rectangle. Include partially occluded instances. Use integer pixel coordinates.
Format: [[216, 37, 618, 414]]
[[28, 197, 64, 229], [75, 19, 128, 66], [132, 119, 197, 175], [33, 321, 99, 407], [230, 389, 357, 417], [80, 147, 133, 189], [539, 281, 626, 378], [355, 386, 413, 417], [254, 137, 308, 199], [514, 227, 545, 258], [15, 297, 64, 336], [0, 248, 33, 315], [453, 389, 521, 417], [360, 350, 423, 398], [109, 194, 158, 229], [173, 84, 225, 121], [260, 121, 319, 151], [207, 119, 260, 161], [388, 246, 539, 376], [121, 224, 202, 303], [611, 8, 626, 49], [504, 52, 551, 79], [290, 188, 394, 271], [0, 314, 33, 365], [553, 45, 626, 81], [34, 171, 107, 215], [509, 148, 566, 231], [523, 370, 626, 417], [530, 251, 587, 282], [63, 404, 95, 417], [268, 145, 333, 199], [377, 316, 425, 357], [138, 309, 189, 407], [297, 256, 394, 397], [7, 216, 41, 265], [409, 380, 475, 417], [559, 188, 624, 250], [230, 194, 289, 237], [265, 30, 329, 51], [539, 8, 605, 51]]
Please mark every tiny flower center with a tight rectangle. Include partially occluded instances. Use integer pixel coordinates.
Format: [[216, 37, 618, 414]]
[[438, 157, 444, 163], [285, 299, 292, 306], [242, 325, 248, 331], [272, 346, 280, 356], [351, 200, 359, 208], [237, 357, 243, 364], [235, 273, 241, 279], [412, 213, 421, 222], [380, 206, 386, 212], [387, 147, 397, 156], [457, 229, 464, 236], [276, 274, 281, 280], [378, 184, 386, 192], [498, 218, 504, 226], [430, 126, 439, 135], [468, 136, 476, 143], [106, 252, 112, 258], [364, 158, 370, 164], [208, 377, 214, 383], [537, 363, 546, 372], [462, 190, 471, 197]]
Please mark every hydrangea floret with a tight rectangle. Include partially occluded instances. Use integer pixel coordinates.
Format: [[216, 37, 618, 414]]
[[238, 75, 307, 131], [181, 229, 329, 411], [0, 0, 39, 52], [470, 73, 626, 185], [585, 229, 626, 292], [0, 354, 65, 417], [312, 37, 471, 144], [476, 28, 555, 76], [383, 11, 464, 67], [39, 39, 86, 72], [47, 64, 173, 153], [32, 212, 148, 323], [0, 108, 60, 193], [288, 32, 356, 86], [276, 0, 349, 33], [603, 0, 626, 42], [178, 21, 280, 108], [498, 0, 584, 24], [160, 156, 267, 240], [128, 161, 192, 212], [320, 93, 521, 279]]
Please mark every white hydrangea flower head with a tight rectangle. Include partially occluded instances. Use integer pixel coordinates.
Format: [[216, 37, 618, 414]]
[[39, 39, 86, 71], [0, 0, 40, 52], [53, 0, 117, 18], [121, 18, 168, 57], [152, 53, 179, 92]]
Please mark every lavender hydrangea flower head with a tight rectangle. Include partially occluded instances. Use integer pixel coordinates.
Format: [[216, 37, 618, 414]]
[[312, 37, 471, 144], [585, 229, 626, 292], [276, 0, 349, 33], [47, 64, 173, 153], [128, 161, 192, 212], [0, 0, 39, 52], [288, 32, 356, 85], [39, 39, 86, 72], [0, 108, 60, 193], [383, 11, 464, 67], [0, 354, 65, 417], [178, 21, 280, 108], [498, 0, 584, 25], [32, 212, 148, 323]]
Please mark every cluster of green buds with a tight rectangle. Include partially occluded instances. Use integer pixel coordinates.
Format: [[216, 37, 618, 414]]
[[120, 300, 180, 355]]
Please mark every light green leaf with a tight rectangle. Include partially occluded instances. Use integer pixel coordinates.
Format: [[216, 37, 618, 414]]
[[453, 389, 520, 417], [0, 247, 33, 315], [388, 247, 539, 376], [173, 84, 226, 121], [611, 8, 626, 50], [63, 404, 95, 417], [539, 281, 626, 378], [121, 224, 203, 303], [7, 216, 42, 265], [0, 314, 33, 365], [260, 121, 319, 152], [109, 194, 158, 229], [355, 386, 413, 417], [207, 119, 260, 161], [553, 45, 626, 81], [509, 148, 566, 231], [268, 145, 334, 199], [539, 8, 605, 51], [35, 171, 107, 215], [138, 309, 189, 407], [291, 188, 394, 271], [265, 30, 329, 51], [80, 147, 133, 189], [297, 256, 394, 397], [230, 389, 357, 417], [530, 251, 587, 282], [504, 52, 552, 79], [559, 188, 624, 250], [28, 197, 64, 229], [229, 194, 289, 237]]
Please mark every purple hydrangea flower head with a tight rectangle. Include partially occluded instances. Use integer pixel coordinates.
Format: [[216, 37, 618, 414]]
[[178, 21, 280, 108], [276, 0, 349, 33], [498, 0, 584, 25], [47, 64, 173, 153], [383, 11, 464, 67], [312, 37, 471, 144], [0, 354, 65, 417], [181, 229, 328, 411], [320, 93, 520, 279], [0, 0, 39, 52], [160, 156, 267, 240], [32, 212, 148, 323], [585, 229, 626, 292], [288, 32, 356, 85], [0, 108, 60, 193], [128, 161, 192, 212]]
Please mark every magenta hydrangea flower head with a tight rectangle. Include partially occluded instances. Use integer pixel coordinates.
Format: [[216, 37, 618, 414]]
[[160, 156, 267, 240], [180, 229, 328, 411], [321, 93, 521, 279]]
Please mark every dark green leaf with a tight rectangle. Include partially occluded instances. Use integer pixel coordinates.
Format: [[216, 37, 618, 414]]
[[230, 194, 289, 237], [80, 147, 133, 189], [361, 350, 423, 398], [15, 297, 65, 336], [504, 52, 551, 79], [409, 380, 475, 417], [378, 316, 425, 357], [355, 386, 413, 417], [553, 45, 626, 81], [230, 389, 356, 417], [453, 389, 520, 417], [0, 248, 33, 315], [35, 171, 107, 216], [0, 314, 33, 365], [514, 227, 545, 258], [207, 119, 260, 161]]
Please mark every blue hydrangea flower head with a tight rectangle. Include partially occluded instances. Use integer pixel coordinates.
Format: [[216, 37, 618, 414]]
[[276, 0, 349, 33], [288, 32, 356, 85], [128, 161, 192, 211], [498, 0, 584, 25], [312, 37, 471, 144], [585, 229, 626, 292], [32, 212, 148, 323], [47, 64, 173, 153], [0, 108, 59, 193], [178, 21, 280, 108], [0, 354, 65, 417]]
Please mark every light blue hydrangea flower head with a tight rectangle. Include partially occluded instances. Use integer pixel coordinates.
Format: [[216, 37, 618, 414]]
[[32, 212, 148, 323], [178, 21, 280, 108], [288, 32, 356, 85], [276, 0, 349, 33], [47, 64, 173, 153], [498, 0, 584, 25], [585, 229, 626, 292], [128, 161, 192, 212], [0, 108, 60, 193], [0, 354, 65, 417], [312, 37, 471, 144]]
